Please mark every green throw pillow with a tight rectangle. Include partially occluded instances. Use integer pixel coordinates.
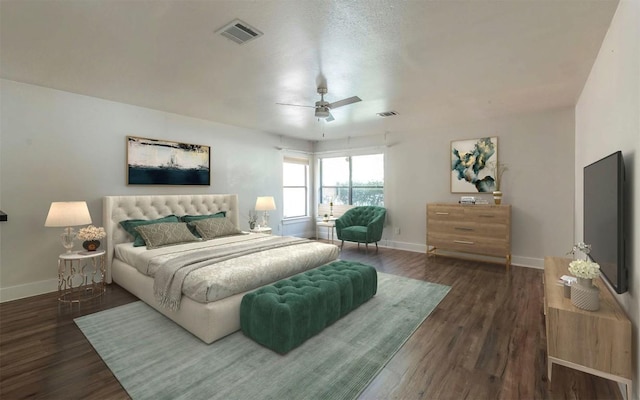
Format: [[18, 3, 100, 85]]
[[189, 218, 242, 240], [180, 211, 226, 223], [134, 222, 199, 249], [181, 211, 227, 237], [120, 215, 180, 247]]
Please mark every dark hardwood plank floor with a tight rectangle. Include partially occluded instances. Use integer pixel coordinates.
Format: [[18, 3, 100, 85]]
[[0, 243, 622, 399]]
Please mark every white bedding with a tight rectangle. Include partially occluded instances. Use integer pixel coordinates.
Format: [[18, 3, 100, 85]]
[[114, 234, 254, 275], [115, 234, 340, 304]]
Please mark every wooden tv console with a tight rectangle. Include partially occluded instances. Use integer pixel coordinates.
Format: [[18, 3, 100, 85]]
[[543, 257, 632, 399], [426, 203, 511, 269]]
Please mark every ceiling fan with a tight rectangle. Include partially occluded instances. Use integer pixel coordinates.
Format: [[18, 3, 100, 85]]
[[276, 87, 361, 122]]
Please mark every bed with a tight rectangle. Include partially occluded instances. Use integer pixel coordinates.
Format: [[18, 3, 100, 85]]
[[103, 194, 340, 344]]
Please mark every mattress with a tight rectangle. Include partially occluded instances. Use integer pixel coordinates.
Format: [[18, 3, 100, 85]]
[[115, 234, 340, 304]]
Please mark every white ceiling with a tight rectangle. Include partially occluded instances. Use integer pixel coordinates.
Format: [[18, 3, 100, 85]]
[[0, 0, 618, 141]]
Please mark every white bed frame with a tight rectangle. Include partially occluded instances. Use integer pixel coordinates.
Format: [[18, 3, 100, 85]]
[[104, 194, 250, 344]]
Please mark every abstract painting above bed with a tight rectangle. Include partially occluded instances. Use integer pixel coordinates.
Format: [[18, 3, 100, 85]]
[[126, 136, 211, 185]]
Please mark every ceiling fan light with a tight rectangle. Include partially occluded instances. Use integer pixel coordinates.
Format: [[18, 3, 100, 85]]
[[315, 107, 331, 118]]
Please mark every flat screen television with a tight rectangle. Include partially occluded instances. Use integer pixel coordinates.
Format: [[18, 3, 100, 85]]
[[583, 151, 627, 294]]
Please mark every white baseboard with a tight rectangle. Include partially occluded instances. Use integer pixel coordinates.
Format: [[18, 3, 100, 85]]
[[511, 256, 544, 269], [379, 239, 427, 253], [381, 240, 544, 270], [0, 278, 57, 303]]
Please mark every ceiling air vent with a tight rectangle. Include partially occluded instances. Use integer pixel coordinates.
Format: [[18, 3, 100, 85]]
[[216, 19, 263, 45], [377, 111, 399, 117]]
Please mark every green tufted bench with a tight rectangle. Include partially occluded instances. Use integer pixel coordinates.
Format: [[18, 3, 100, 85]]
[[240, 260, 377, 354]]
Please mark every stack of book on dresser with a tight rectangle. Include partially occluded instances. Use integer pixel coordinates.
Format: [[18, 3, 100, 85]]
[[459, 196, 476, 204], [459, 196, 489, 205]]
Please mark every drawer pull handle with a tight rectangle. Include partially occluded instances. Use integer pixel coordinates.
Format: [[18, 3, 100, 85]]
[[436, 212, 449, 215], [454, 240, 474, 245], [454, 227, 473, 231], [479, 214, 495, 218]]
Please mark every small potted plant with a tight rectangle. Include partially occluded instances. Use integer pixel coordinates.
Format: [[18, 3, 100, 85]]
[[323, 213, 329, 222], [248, 210, 257, 229], [77, 225, 106, 251]]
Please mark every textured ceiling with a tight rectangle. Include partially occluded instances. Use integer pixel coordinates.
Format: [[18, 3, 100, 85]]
[[0, 0, 618, 141]]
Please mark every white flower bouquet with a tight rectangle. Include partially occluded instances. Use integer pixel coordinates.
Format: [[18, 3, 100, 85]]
[[77, 225, 106, 241], [568, 259, 600, 279]]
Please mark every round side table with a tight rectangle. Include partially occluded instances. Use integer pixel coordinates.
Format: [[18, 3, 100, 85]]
[[58, 250, 106, 311], [249, 226, 272, 234]]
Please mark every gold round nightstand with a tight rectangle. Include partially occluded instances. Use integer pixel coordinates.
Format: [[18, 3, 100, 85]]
[[57, 250, 106, 311]]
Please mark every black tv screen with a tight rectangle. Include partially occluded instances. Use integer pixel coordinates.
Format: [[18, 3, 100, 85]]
[[583, 151, 627, 294]]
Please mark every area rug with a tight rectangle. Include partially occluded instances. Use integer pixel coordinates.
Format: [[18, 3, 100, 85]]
[[75, 272, 450, 400]]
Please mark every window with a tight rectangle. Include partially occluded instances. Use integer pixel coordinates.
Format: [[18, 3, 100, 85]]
[[283, 157, 309, 218], [320, 153, 384, 206]]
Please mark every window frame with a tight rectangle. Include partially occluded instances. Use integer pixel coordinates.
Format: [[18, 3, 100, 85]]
[[282, 156, 310, 219], [318, 151, 385, 206]]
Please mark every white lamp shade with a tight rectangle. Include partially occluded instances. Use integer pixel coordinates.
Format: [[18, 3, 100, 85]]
[[45, 201, 92, 227], [255, 196, 276, 211]]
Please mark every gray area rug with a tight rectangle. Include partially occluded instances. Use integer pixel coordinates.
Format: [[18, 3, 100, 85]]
[[75, 272, 450, 400]]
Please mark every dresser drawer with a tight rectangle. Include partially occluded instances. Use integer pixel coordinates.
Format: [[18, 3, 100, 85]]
[[427, 204, 464, 220], [464, 205, 509, 221], [428, 219, 508, 239], [427, 232, 509, 257]]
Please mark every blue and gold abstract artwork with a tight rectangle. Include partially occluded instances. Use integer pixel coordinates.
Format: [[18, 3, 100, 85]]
[[451, 136, 498, 193]]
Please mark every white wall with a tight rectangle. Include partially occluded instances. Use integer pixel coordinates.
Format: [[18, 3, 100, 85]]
[[575, 0, 639, 398], [315, 107, 576, 266], [0, 79, 312, 301]]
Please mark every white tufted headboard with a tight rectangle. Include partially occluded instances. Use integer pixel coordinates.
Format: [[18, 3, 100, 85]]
[[103, 194, 239, 283]]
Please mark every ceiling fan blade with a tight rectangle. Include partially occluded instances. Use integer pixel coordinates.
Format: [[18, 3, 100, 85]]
[[325, 113, 335, 122], [275, 102, 315, 108], [329, 96, 361, 109]]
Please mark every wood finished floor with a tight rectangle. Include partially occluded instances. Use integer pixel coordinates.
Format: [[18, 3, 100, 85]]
[[0, 243, 622, 400]]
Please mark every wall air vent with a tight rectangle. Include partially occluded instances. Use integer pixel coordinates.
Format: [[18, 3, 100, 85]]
[[377, 111, 399, 117], [216, 19, 263, 45]]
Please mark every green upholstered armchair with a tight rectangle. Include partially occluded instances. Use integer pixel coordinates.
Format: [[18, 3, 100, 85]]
[[335, 206, 386, 252]]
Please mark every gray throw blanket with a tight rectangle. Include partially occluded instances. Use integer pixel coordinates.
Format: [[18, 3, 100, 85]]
[[153, 236, 309, 310]]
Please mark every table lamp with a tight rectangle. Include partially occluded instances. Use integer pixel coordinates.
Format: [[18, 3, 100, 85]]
[[255, 196, 276, 228], [45, 201, 92, 252]]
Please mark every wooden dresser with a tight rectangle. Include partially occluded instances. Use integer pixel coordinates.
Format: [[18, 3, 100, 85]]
[[426, 203, 511, 269], [543, 257, 632, 399]]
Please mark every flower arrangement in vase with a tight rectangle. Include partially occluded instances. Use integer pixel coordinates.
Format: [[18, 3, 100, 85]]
[[77, 225, 106, 251], [568, 259, 600, 282], [248, 210, 258, 229], [567, 242, 601, 311]]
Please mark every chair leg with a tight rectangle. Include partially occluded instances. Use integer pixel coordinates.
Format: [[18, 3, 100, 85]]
[[375, 242, 378, 252], [365, 243, 368, 254], [340, 240, 344, 249]]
